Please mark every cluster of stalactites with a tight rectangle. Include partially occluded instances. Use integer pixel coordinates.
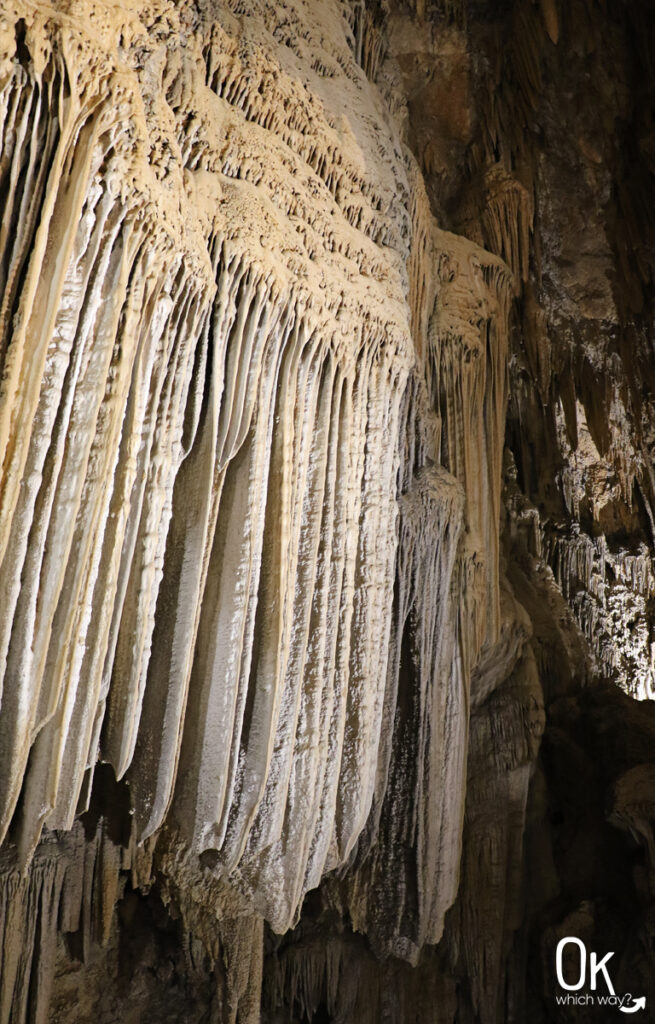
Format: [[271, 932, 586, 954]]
[[325, 213, 516, 961], [0, 822, 135, 1024], [546, 527, 655, 699], [0, 1, 418, 931], [0, 4, 518, 1021], [425, 234, 513, 650]]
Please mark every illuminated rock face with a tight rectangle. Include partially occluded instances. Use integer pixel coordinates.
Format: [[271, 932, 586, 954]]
[[0, 1, 653, 1022]]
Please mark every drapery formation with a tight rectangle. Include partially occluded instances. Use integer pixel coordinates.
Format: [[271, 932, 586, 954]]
[[2, 1, 653, 1022], [0, 6, 526, 1019]]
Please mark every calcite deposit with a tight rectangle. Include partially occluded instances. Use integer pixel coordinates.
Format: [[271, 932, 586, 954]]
[[0, 0, 653, 1022]]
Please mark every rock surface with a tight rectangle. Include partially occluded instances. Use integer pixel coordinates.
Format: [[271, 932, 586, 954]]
[[0, 0, 653, 1022]]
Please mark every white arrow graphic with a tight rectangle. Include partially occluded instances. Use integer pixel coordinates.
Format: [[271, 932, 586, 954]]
[[620, 996, 647, 1014]]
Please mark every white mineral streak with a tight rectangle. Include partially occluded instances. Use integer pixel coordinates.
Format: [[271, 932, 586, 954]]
[[0, 0, 516, 1019]]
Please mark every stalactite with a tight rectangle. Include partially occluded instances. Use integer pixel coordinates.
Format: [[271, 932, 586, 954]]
[[0, 5, 517, 1017], [1, 0, 651, 1021], [0, 822, 124, 1024], [544, 525, 655, 699]]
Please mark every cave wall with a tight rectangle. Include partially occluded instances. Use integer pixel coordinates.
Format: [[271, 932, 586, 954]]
[[0, 0, 653, 1022]]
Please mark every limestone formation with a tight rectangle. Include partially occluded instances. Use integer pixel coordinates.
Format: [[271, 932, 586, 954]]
[[0, 0, 653, 1022]]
